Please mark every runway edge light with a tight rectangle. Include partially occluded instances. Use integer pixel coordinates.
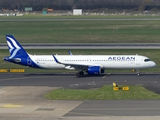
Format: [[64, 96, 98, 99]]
[[113, 82, 117, 87]]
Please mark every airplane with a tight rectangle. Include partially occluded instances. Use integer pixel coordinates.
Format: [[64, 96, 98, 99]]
[[4, 35, 156, 77]]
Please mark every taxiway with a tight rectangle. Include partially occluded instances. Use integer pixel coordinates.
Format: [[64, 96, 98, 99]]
[[0, 73, 160, 94], [0, 73, 160, 120]]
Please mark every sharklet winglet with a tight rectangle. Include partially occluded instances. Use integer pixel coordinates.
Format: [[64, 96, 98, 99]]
[[53, 54, 61, 64], [68, 50, 73, 55]]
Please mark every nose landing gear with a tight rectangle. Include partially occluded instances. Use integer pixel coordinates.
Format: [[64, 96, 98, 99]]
[[137, 69, 140, 76]]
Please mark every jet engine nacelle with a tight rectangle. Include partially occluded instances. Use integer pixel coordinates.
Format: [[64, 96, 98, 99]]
[[88, 66, 101, 75]]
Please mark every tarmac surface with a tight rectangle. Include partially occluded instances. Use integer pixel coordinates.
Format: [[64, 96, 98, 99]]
[[0, 73, 160, 120], [0, 73, 160, 94], [1, 43, 160, 49], [1, 18, 160, 22]]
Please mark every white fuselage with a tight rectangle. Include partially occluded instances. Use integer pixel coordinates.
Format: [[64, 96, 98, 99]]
[[29, 54, 156, 70]]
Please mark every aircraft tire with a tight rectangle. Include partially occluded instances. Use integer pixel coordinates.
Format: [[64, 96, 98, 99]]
[[80, 71, 84, 76], [76, 71, 84, 77], [76, 73, 80, 77]]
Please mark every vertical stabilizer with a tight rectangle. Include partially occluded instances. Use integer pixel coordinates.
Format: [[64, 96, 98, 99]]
[[6, 35, 28, 58]]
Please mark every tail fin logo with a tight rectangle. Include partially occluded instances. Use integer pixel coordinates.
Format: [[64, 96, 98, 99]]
[[7, 41, 14, 49], [6, 37, 20, 49], [6, 35, 28, 59], [9, 48, 20, 59]]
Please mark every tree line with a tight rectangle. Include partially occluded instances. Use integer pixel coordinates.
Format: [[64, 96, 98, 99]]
[[0, 0, 160, 11]]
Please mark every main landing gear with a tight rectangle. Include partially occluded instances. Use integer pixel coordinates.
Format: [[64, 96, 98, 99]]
[[76, 71, 84, 77]]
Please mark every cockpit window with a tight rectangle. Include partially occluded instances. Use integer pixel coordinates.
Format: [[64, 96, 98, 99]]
[[144, 59, 150, 62]]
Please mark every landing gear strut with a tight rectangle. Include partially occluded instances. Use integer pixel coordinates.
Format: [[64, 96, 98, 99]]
[[137, 69, 140, 76], [76, 71, 84, 77]]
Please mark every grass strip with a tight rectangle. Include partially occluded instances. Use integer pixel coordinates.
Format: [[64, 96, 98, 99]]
[[1, 20, 160, 43], [45, 85, 160, 100]]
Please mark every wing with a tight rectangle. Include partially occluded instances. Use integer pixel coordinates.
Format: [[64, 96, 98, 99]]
[[53, 54, 100, 70]]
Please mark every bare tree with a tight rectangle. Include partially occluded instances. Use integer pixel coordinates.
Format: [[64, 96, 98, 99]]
[[0, 0, 160, 11]]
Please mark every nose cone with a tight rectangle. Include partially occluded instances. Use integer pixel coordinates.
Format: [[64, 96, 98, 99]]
[[151, 61, 156, 68]]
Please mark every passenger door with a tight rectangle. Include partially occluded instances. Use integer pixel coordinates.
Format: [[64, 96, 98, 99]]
[[27, 57, 32, 65], [136, 56, 140, 65]]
